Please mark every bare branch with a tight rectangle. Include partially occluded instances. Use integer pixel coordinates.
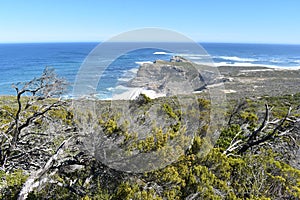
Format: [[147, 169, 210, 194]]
[[0, 67, 68, 170], [248, 104, 270, 141], [237, 106, 292, 154], [18, 136, 75, 200]]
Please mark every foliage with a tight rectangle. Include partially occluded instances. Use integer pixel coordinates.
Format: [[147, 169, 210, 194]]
[[0, 68, 300, 199], [0, 169, 28, 199]]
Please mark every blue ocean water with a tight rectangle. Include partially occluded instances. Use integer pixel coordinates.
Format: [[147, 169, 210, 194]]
[[203, 43, 300, 67], [0, 42, 300, 98]]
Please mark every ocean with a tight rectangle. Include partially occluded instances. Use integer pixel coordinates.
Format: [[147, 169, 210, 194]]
[[0, 42, 300, 98]]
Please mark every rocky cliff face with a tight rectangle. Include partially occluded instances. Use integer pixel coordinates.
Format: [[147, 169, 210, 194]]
[[127, 56, 229, 96]]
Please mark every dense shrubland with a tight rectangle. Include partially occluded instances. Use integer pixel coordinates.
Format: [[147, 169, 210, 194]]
[[0, 69, 299, 199]]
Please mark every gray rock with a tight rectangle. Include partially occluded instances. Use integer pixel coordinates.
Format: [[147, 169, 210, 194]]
[[128, 56, 227, 96]]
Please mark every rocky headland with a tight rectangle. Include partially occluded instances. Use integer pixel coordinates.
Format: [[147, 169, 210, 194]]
[[124, 56, 300, 100]]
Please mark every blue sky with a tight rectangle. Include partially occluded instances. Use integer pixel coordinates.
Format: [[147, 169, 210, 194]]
[[0, 0, 300, 44]]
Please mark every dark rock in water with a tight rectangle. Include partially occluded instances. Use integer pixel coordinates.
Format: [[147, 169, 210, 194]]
[[128, 56, 228, 96]]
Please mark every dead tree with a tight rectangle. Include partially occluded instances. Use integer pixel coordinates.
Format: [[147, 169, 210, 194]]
[[18, 135, 80, 200], [224, 104, 300, 156], [0, 67, 68, 171], [0, 67, 112, 199]]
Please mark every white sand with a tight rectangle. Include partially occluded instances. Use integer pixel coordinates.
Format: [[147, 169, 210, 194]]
[[112, 87, 165, 100]]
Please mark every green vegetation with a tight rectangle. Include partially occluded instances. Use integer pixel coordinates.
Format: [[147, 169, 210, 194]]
[[0, 69, 300, 199]]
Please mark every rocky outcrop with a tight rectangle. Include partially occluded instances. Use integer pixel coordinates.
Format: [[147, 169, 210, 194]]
[[127, 56, 230, 96]]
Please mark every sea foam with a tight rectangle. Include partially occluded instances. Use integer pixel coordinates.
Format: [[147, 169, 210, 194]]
[[135, 61, 153, 65], [218, 56, 258, 62], [153, 51, 169, 55]]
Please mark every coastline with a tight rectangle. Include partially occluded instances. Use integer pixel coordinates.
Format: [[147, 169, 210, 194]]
[[2, 64, 300, 101], [1, 42, 300, 97], [112, 62, 300, 100]]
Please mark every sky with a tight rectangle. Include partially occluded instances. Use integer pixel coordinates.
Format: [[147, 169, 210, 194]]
[[0, 0, 300, 44]]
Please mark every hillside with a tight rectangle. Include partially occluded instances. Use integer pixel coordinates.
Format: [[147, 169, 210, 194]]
[[0, 66, 300, 199]]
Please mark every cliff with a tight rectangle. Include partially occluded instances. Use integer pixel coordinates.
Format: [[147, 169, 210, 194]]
[[127, 56, 230, 96]]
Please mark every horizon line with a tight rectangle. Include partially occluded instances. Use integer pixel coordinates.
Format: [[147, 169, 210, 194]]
[[0, 41, 300, 45]]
